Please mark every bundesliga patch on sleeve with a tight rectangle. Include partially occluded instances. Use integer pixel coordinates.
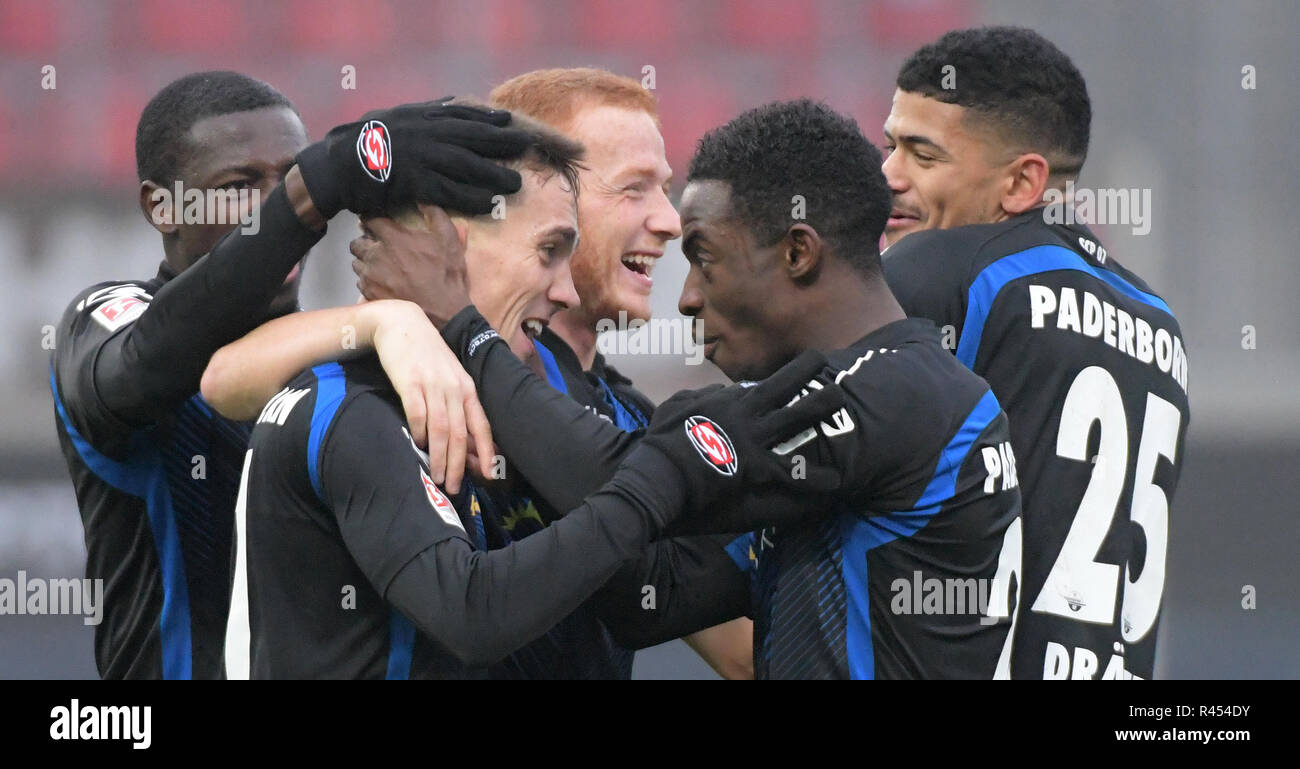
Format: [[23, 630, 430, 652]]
[[419, 468, 465, 532], [91, 295, 148, 332], [78, 284, 152, 332], [402, 426, 465, 532]]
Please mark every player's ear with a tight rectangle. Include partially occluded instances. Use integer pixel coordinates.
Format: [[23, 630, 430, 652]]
[[444, 212, 471, 253], [139, 180, 178, 236], [1002, 152, 1050, 215], [784, 223, 823, 282]]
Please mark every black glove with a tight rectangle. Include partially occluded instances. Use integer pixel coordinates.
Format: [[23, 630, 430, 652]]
[[638, 350, 847, 516], [294, 98, 532, 219]]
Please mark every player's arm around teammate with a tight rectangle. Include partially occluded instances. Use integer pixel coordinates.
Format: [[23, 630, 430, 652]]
[[61, 99, 528, 431], [342, 210, 840, 672], [202, 297, 492, 494], [349, 208, 763, 678]]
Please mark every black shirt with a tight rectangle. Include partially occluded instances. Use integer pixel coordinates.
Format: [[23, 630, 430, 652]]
[[883, 210, 1190, 680], [534, 326, 655, 432], [443, 310, 1024, 679], [487, 327, 653, 680], [49, 186, 320, 679], [226, 356, 687, 678]]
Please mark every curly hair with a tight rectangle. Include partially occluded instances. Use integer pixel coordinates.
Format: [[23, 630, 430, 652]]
[[135, 71, 298, 184], [687, 99, 891, 273], [896, 26, 1091, 176]]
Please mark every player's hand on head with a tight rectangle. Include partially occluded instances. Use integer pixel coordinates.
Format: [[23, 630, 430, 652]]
[[294, 97, 531, 221], [351, 208, 472, 329], [370, 300, 493, 494], [640, 350, 848, 515]]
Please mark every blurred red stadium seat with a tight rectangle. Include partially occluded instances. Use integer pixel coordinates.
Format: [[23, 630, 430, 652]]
[[0, 0, 59, 53], [577, 0, 677, 50], [130, 0, 247, 53], [655, 75, 737, 171], [867, 0, 973, 47], [485, 0, 547, 49], [283, 0, 395, 52], [8, 0, 923, 189], [0, 100, 10, 178], [388, 0, 454, 48], [723, 0, 817, 49], [103, 77, 150, 182]]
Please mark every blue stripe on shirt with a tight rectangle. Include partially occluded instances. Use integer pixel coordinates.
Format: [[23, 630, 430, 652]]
[[956, 244, 1174, 368], [386, 611, 416, 679], [531, 339, 569, 396], [840, 388, 1003, 679], [306, 362, 347, 502], [50, 365, 194, 679]]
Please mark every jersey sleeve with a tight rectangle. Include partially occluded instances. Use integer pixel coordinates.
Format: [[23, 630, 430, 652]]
[[779, 344, 983, 512], [317, 391, 475, 591], [71, 185, 322, 429], [319, 396, 692, 668], [441, 306, 643, 513], [589, 533, 752, 650], [52, 281, 157, 451]]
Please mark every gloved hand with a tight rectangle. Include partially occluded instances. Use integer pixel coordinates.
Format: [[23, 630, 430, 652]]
[[639, 350, 847, 517], [294, 97, 531, 219]]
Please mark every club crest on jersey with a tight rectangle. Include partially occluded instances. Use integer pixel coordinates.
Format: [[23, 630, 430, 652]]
[[356, 120, 391, 182], [684, 416, 738, 476]]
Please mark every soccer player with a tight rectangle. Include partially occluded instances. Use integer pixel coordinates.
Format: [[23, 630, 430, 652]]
[[218, 114, 843, 677], [49, 71, 528, 678], [879, 27, 1190, 679], [399, 100, 1025, 679], [352, 68, 749, 678]]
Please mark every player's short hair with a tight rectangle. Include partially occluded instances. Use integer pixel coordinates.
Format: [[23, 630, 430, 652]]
[[896, 26, 1091, 177], [391, 106, 584, 226], [687, 99, 891, 274], [489, 67, 658, 131], [135, 71, 298, 185]]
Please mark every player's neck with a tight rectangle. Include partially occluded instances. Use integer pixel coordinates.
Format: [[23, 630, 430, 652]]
[[549, 308, 600, 371], [804, 267, 906, 351]]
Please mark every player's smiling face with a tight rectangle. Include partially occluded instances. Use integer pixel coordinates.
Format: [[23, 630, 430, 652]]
[[164, 106, 309, 313], [461, 166, 580, 362], [677, 179, 801, 382], [563, 105, 680, 323], [881, 89, 1012, 248]]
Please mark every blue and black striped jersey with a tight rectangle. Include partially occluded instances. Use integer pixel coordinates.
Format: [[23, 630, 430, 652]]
[[226, 355, 683, 678], [51, 273, 247, 679], [884, 209, 1190, 680], [48, 186, 322, 679], [440, 307, 1024, 679], [724, 319, 1024, 679]]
